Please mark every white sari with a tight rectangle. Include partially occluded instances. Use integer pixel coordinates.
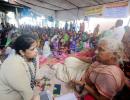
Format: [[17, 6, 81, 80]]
[[53, 57, 90, 82]]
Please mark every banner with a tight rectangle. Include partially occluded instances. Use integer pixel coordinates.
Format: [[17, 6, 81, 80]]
[[105, 1, 128, 8], [20, 7, 35, 18], [103, 1, 128, 18], [85, 5, 103, 16]]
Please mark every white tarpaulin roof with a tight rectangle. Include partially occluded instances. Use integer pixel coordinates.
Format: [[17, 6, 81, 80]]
[[10, 0, 128, 20], [13, 0, 126, 11]]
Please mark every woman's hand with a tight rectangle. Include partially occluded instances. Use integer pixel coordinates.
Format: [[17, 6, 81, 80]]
[[68, 80, 86, 89], [70, 80, 85, 86], [70, 80, 99, 100], [69, 80, 87, 99], [35, 78, 45, 91]]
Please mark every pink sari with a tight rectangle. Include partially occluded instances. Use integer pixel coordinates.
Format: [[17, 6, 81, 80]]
[[85, 62, 125, 99]]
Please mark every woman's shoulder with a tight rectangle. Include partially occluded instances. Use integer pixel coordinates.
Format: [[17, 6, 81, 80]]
[[99, 65, 125, 84], [106, 65, 123, 73], [6, 54, 23, 62], [0, 55, 28, 75], [2, 55, 25, 68], [93, 65, 125, 99], [90, 63, 124, 76]]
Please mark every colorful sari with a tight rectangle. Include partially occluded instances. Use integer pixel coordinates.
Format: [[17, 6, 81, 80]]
[[85, 62, 125, 99]]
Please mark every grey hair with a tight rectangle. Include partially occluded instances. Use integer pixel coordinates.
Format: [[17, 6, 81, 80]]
[[98, 37, 124, 62]]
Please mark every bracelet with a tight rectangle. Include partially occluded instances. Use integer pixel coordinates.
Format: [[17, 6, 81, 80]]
[[75, 83, 85, 94]]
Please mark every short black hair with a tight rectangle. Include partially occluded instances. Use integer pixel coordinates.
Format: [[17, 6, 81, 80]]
[[12, 34, 36, 55]]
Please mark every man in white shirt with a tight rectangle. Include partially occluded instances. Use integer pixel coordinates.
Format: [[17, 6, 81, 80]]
[[111, 19, 125, 42]]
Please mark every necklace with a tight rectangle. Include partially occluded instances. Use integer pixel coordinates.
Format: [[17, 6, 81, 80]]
[[26, 58, 37, 90]]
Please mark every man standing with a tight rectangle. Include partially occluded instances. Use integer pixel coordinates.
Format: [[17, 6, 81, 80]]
[[111, 19, 125, 42]]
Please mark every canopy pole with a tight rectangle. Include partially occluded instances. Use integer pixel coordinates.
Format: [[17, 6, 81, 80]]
[[15, 7, 19, 27]]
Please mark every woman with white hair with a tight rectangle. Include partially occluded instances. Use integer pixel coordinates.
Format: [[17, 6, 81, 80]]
[[71, 37, 125, 100]]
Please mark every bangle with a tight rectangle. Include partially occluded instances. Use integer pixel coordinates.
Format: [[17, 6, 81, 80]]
[[75, 83, 85, 94]]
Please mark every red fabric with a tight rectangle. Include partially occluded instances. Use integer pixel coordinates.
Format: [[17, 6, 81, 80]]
[[84, 94, 95, 100], [39, 56, 47, 66], [57, 53, 69, 63], [39, 49, 95, 67], [75, 49, 95, 58]]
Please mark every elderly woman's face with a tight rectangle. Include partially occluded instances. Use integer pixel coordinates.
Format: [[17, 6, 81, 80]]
[[95, 41, 114, 64], [23, 41, 38, 59]]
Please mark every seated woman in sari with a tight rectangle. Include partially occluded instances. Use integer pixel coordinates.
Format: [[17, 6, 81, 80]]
[[52, 47, 96, 83], [71, 37, 125, 100]]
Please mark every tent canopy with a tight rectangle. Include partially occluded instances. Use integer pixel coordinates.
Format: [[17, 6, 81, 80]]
[[9, 0, 128, 20], [0, 0, 23, 12], [13, 0, 125, 11]]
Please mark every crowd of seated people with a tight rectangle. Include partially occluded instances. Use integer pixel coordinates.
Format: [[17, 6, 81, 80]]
[[70, 37, 125, 100], [18, 25, 91, 59], [0, 23, 92, 63], [0, 23, 18, 62], [45, 20, 130, 100], [68, 26, 130, 100], [1, 19, 130, 100]]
